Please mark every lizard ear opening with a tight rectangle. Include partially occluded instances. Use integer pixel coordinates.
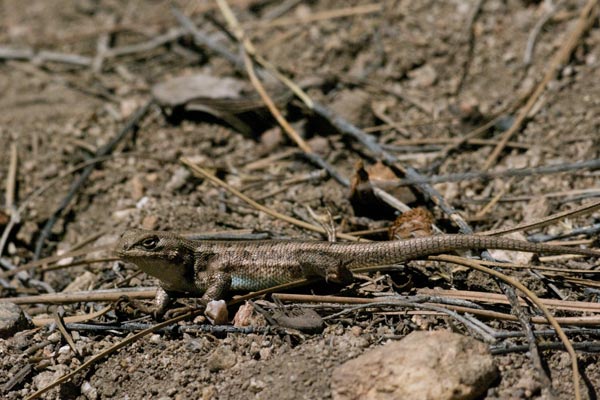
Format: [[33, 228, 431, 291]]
[[138, 236, 159, 250]]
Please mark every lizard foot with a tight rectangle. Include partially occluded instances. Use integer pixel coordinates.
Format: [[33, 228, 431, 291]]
[[163, 305, 199, 320], [114, 295, 159, 319], [325, 260, 354, 285]]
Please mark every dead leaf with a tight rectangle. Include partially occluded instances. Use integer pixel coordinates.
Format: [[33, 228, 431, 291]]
[[389, 208, 435, 239], [348, 160, 396, 220], [489, 232, 534, 264]]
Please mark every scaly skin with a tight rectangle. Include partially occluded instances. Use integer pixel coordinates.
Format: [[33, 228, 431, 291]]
[[115, 229, 600, 316]]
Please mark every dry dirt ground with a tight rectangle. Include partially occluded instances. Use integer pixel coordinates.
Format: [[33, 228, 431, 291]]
[[1, 0, 600, 399]]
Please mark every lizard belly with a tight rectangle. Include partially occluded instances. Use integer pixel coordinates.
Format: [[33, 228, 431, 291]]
[[230, 263, 303, 291], [231, 275, 281, 291]]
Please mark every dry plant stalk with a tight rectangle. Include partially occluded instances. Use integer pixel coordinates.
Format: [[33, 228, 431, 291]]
[[484, 0, 599, 169]]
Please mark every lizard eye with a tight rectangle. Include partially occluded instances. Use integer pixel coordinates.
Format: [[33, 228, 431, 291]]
[[139, 236, 158, 250]]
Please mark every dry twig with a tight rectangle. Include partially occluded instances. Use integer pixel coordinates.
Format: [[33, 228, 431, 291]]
[[33, 100, 153, 259], [432, 254, 582, 400], [395, 158, 600, 186], [484, 0, 599, 169], [478, 199, 600, 236], [181, 158, 359, 241], [243, 3, 382, 30], [524, 0, 558, 66], [173, 9, 576, 386]]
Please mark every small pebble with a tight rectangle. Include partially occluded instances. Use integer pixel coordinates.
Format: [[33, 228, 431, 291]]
[[249, 378, 266, 393], [149, 334, 162, 344], [166, 168, 191, 192], [48, 332, 62, 343], [81, 381, 98, 400], [142, 215, 159, 230], [136, 196, 149, 209], [408, 64, 437, 87], [259, 347, 272, 360]]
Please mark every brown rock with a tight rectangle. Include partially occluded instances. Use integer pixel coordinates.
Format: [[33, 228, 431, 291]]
[[408, 64, 438, 88], [332, 330, 497, 400], [206, 347, 237, 372], [329, 89, 372, 126], [232, 302, 255, 327], [258, 127, 283, 155], [130, 175, 145, 201], [142, 214, 159, 230]]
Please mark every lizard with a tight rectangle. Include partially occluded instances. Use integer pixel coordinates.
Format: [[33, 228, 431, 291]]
[[115, 228, 600, 319]]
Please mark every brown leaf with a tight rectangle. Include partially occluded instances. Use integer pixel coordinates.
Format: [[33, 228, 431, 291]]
[[0, 209, 9, 226], [348, 160, 396, 220]]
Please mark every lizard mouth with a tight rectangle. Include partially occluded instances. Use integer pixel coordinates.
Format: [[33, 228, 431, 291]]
[[114, 244, 136, 259], [114, 236, 137, 259]]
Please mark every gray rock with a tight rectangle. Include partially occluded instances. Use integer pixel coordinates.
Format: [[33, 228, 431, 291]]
[[0, 302, 32, 338], [152, 73, 246, 108], [332, 330, 498, 400], [32, 365, 70, 392]]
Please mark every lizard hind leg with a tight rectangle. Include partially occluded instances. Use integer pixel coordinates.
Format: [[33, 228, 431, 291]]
[[325, 259, 354, 285], [300, 255, 355, 285]]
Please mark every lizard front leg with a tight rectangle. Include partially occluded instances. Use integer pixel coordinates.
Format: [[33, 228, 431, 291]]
[[197, 260, 232, 324]]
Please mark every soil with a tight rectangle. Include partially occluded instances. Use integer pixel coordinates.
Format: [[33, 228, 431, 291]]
[[1, 0, 599, 399]]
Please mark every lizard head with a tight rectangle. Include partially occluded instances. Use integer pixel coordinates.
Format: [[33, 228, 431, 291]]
[[116, 229, 196, 291]]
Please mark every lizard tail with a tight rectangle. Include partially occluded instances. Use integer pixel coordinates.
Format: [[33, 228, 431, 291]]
[[346, 234, 600, 268]]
